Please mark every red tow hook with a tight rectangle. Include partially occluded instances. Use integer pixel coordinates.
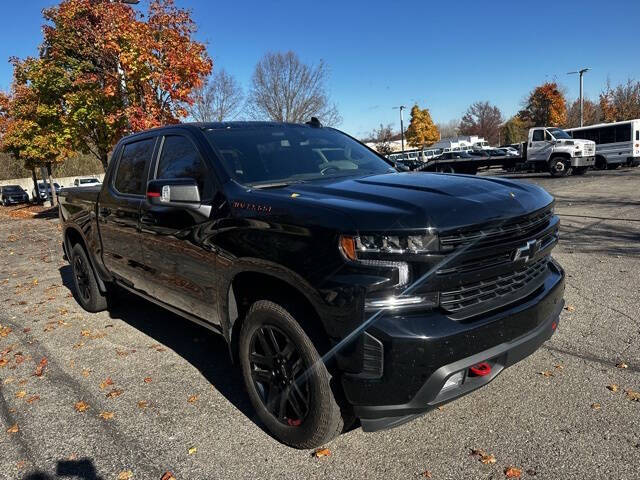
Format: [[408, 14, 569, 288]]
[[469, 362, 492, 377]]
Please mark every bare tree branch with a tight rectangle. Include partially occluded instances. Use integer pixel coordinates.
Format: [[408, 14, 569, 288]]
[[189, 69, 244, 122], [247, 51, 341, 126]]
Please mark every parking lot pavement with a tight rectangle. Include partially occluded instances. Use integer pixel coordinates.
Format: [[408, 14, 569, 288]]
[[0, 169, 639, 480]]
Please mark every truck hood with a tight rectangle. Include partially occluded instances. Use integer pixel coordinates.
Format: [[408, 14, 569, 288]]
[[243, 172, 554, 232]]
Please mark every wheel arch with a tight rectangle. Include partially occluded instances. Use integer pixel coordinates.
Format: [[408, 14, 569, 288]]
[[225, 268, 329, 363]]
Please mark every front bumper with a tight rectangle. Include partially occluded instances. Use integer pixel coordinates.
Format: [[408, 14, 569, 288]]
[[571, 156, 595, 167], [342, 260, 565, 432], [4, 197, 29, 204]]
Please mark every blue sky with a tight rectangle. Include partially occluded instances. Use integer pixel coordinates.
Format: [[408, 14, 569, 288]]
[[1, 0, 639, 138]]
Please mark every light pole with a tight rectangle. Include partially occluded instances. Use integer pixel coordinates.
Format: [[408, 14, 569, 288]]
[[568, 68, 590, 127], [393, 106, 406, 154]]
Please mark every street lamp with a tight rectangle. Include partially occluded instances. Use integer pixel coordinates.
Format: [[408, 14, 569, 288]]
[[568, 68, 590, 127], [393, 106, 406, 154]]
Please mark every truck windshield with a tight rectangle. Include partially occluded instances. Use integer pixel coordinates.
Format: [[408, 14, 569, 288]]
[[548, 128, 571, 139], [204, 125, 395, 187]]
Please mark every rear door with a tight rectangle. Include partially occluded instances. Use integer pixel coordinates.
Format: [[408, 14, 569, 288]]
[[138, 132, 222, 324], [98, 136, 157, 290]]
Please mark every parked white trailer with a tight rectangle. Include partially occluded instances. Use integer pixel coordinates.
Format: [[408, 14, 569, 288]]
[[566, 119, 640, 169]]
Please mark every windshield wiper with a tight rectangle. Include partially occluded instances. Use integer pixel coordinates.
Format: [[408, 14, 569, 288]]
[[250, 180, 307, 190]]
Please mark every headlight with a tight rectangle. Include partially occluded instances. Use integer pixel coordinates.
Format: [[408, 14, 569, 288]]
[[340, 232, 439, 257]]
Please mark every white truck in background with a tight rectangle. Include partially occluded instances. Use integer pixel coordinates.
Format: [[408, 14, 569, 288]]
[[523, 126, 596, 176]]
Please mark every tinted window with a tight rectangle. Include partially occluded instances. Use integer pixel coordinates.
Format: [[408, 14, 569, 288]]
[[600, 126, 615, 144], [156, 135, 209, 198], [636, 130, 639, 141], [205, 125, 393, 186], [532, 130, 544, 141], [615, 124, 631, 142], [114, 138, 155, 195]]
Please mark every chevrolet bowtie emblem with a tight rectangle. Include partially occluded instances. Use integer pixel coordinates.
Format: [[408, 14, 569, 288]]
[[513, 239, 540, 263], [509, 192, 516, 199]]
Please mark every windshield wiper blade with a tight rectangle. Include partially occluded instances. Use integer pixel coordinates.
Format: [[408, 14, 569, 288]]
[[250, 180, 306, 190]]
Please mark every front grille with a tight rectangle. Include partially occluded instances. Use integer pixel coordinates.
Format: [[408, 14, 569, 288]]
[[440, 206, 553, 249], [440, 257, 548, 315]]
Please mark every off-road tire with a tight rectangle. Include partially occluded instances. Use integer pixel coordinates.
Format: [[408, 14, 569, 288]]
[[239, 300, 344, 449], [70, 243, 107, 313]]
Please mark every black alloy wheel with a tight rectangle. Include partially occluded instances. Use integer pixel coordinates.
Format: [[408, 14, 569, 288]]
[[249, 325, 310, 426], [73, 254, 92, 304], [70, 243, 107, 313], [239, 300, 345, 449]]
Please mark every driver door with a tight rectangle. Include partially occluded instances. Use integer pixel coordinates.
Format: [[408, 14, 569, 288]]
[[137, 132, 222, 325], [528, 128, 553, 161]]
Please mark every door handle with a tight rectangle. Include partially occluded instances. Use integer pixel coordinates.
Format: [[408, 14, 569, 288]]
[[140, 214, 157, 225]]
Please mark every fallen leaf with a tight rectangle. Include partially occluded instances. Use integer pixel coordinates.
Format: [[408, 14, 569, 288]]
[[74, 401, 89, 412], [0, 358, 8, 367], [187, 394, 198, 404], [99, 377, 114, 389], [616, 362, 628, 369], [607, 384, 619, 393], [160, 472, 176, 480], [188, 446, 197, 455], [143, 377, 152, 383], [312, 448, 331, 458], [625, 390, 640, 402], [81, 369, 91, 377], [117, 470, 133, 480], [481, 454, 497, 464], [538, 371, 554, 378], [553, 364, 564, 370], [420, 471, 432, 478], [3, 377, 15, 384], [80, 330, 91, 337], [137, 400, 149, 409], [591, 403, 601, 409], [99, 411, 114, 420], [15, 391, 27, 398], [470, 448, 486, 457], [437, 406, 444, 411], [504, 466, 522, 478], [34, 357, 47, 377], [26, 395, 40, 404], [7, 424, 19, 434], [22, 328, 31, 333], [564, 305, 575, 312], [106, 388, 124, 399]]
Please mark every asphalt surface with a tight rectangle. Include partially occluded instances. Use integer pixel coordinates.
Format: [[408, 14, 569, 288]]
[[0, 167, 639, 480]]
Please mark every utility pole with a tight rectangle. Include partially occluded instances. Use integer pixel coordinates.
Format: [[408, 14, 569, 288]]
[[393, 106, 406, 154], [568, 68, 590, 127]]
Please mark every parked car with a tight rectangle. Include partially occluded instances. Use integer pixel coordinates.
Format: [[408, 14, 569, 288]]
[[74, 177, 102, 187], [59, 121, 565, 449], [1, 185, 30, 206], [32, 182, 62, 201]]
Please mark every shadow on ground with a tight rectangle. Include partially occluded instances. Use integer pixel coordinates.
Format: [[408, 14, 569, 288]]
[[22, 458, 102, 480], [58, 265, 256, 423]]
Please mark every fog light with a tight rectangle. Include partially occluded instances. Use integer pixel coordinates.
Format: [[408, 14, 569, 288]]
[[441, 371, 464, 391]]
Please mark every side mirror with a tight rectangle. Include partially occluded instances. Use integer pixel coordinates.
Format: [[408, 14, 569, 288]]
[[146, 178, 201, 208]]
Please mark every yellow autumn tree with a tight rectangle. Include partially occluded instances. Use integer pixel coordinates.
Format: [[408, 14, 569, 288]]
[[405, 104, 439, 148], [518, 82, 567, 127]]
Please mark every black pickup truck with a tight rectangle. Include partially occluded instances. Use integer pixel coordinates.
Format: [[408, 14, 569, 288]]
[[59, 121, 565, 449]]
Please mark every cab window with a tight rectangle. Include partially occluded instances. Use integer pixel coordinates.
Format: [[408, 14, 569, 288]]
[[114, 138, 155, 195], [532, 130, 544, 142], [156, 135, 212, 200]]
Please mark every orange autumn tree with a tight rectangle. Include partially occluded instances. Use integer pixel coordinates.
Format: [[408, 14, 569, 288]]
[[518, 82, 567, 127], [40, 0, 212, 170]]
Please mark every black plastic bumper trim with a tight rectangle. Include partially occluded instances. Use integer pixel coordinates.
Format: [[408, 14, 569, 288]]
[[358, 297, 564, 432]]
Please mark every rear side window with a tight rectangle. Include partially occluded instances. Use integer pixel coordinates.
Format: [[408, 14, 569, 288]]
[[156, 135, 210, 198], [114, 138, 155, 195], [615, 124, 631, 142], [532, 130, 544, 141]]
